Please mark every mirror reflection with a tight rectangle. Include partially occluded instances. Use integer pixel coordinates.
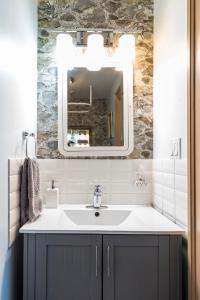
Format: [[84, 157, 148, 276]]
[[66, 67, 124, 147]]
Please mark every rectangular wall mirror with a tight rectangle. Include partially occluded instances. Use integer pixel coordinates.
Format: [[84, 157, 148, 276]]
[[57, 32, 134, 157]]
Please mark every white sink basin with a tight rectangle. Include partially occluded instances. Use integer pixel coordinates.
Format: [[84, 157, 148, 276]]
[[19, 205, 185, 234], [64, 209, 131, 226]]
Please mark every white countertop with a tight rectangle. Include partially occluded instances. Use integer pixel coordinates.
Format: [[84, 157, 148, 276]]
[[19, 205, 185, 235]]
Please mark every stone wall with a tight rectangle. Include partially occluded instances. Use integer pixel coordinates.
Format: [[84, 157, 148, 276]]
[[37, 0, 154, 159]]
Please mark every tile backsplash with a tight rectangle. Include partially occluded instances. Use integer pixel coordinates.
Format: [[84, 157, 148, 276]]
[[8, 159, 23, 247], [38, 159, 152, 206], [7, 157, 187, 233], [152, 159, 188, 228]]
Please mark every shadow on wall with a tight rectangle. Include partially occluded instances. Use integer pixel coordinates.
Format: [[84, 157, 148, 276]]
[[1, 238, 23, 300]]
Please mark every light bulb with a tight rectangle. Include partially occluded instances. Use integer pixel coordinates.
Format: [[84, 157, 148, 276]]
[[56, 34, 74, 69], [86, 34, 105, 71], [117, 34, 135, 64], [87, 34, 104, 54]]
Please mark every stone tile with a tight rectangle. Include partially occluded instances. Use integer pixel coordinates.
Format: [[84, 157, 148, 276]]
[[37, 0, 154, 159]]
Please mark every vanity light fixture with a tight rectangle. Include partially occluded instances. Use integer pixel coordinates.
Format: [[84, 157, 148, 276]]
[[56, 33, 74, 69], [56, 32, 135, 71]]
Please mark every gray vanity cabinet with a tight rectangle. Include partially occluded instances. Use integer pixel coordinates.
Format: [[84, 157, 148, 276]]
[[23, 234, 182, 300], [23, 234, 102, 300], [103, 235, 182, 300]]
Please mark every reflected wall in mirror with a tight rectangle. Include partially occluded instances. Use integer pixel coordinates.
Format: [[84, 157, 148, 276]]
[[67, 67, 124, 148]]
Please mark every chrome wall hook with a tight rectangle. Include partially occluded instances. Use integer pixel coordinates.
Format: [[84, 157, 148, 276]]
[[135, 174, 147, 189]]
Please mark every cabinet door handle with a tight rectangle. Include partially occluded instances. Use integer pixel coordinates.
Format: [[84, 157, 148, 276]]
[[107, 245, 110, 277], [95, 246, 98, 277]]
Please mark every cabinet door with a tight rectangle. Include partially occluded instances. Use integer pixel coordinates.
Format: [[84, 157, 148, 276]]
[[35, 234, 102, 300], [103, 235, 171, 300]]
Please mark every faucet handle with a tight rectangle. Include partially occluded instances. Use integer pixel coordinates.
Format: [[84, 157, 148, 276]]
[[94, 185, 102, 193]]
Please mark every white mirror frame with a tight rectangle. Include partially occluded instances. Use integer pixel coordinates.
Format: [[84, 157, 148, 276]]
[[58, 53, 134, 157]]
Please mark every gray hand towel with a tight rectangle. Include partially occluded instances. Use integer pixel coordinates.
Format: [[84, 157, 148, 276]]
[[20, 158, 42, 225]]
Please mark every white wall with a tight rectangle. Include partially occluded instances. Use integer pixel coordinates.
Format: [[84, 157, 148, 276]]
[[0, 1, 37, 299], [153, 0, 188, 228], [153, 0, 188, 159]]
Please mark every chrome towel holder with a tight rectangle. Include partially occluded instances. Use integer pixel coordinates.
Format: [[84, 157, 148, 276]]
[[23, 131, 36, 158]]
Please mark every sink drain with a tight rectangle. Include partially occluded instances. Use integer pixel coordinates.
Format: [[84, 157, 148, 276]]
[[95, 211, 100, 217]]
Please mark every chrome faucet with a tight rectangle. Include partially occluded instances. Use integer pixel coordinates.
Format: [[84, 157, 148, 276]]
[[93, 185, 102, 208], [86, 185, 107, 209]]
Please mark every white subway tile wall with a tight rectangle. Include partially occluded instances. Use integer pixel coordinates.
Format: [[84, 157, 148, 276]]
[[38, 159, 152, 206], [8, 158, 188, 235], [152, 159, 188, 228], [8, 159, 24, 247]]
